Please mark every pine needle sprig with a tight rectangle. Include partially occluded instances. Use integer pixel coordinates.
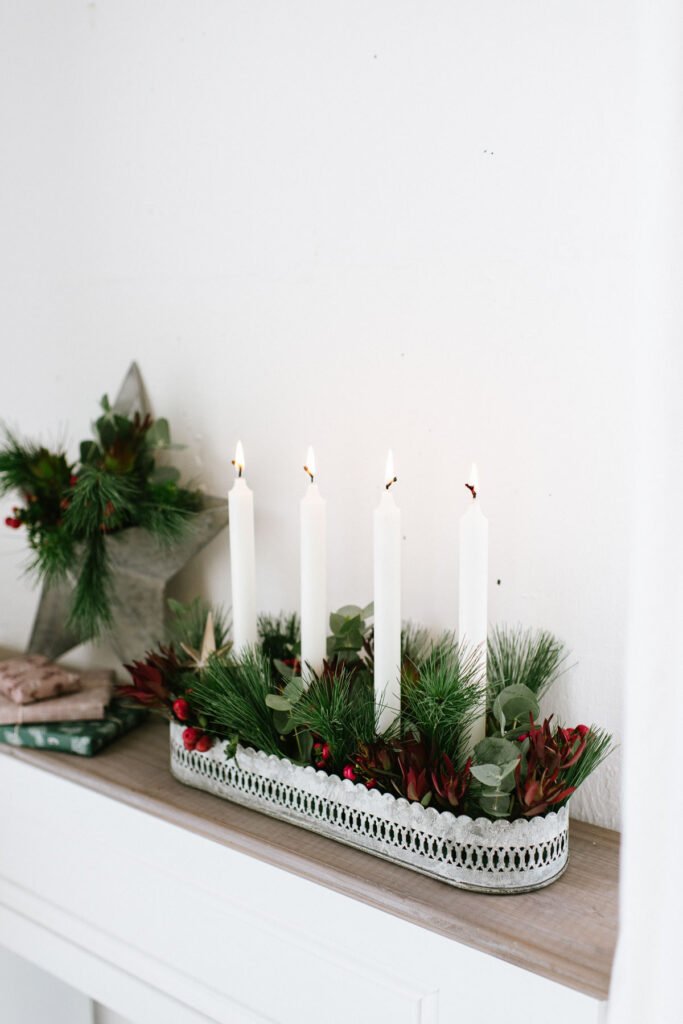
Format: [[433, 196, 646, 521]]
[[135, 497, 196, 547], [1, 396, 203, 638], [69, 533, 113, 635], [401, 640, 484, 763], [189, 650, 283, 756], [0, 430, 66, 495], [258, 612, 301, 670], [26, 525, 75, 583], [401, 622, 433, 669], [288, 669, 376, 772], [558, 727, 614, 804], [487, 626, 569, 704], [65, 464, 139, 536]]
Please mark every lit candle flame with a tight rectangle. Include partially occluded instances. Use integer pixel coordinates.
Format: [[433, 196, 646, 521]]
[[231, 440, 245, 478], [304, 445, 316, 483], [384, 449, 397, 490], [465, 462, 478, 500]]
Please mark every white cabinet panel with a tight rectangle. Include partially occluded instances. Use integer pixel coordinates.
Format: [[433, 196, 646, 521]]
[[0, 756, 604, 1024], [0, 944, 92, 1024]]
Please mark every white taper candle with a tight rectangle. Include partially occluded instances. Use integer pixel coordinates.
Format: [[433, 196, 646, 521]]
[[228, 441, 257, 654], [459, 462, 489, 748], [300, 446, 327, 683], [374, 450, 401, 733]]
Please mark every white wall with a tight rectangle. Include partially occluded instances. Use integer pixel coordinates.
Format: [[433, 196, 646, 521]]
[[0, 1, 635, 829]]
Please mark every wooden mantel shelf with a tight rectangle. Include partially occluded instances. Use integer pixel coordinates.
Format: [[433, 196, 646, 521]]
[[0, 717, 619, 1002]]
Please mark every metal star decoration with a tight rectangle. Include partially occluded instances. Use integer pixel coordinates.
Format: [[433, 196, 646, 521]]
[[180, 611, 231, 671], [26, 364, 229, 666]]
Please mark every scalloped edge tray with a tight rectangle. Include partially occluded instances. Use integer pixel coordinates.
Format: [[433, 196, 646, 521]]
[[169, 723, 569, 893]]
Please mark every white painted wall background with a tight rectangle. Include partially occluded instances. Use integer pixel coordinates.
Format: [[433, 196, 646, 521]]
[[0, 0, 636, 830]]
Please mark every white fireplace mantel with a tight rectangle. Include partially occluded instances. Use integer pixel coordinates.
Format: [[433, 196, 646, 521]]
[[0, 720, 617, 1024]]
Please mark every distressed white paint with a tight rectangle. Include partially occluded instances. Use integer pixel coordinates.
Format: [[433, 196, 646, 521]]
[[0, 2, 635, 835]]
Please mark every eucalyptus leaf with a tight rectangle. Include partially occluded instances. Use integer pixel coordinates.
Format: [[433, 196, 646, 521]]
[[479, 791, 514, 818], [147, 418, 171, 448], [265, 693, 292, 712], [274, 658, 294, 680], [336, 604, 363, 619], [470, 758, 518, 792], [492, 683, 540, 735], [297, 730, 314, 764], [273, 710, 295, 735], [283, 676, 305, 704], [474, 736, 520, 766], [329, 612, 346, 634], [470, 763, 505, 787]]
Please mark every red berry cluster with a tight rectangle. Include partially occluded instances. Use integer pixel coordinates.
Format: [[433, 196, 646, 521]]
[[172, 698, 191, 721], [174, 699, 213, 754], [4, 507, 23, 529], [312, 741, 331, 770], [182, 727, 213, 753], [343, 763, 376, 788]]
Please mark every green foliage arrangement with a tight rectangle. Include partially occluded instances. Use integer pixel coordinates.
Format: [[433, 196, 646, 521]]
[[0, 396, 202, 638], [121, 601, 613, 823], [487, 625, 569, 703]]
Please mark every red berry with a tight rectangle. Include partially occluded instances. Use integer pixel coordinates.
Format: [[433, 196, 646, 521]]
[[182, 726, 200, 751], [321, 743, 331, 761], [69, 475, 79, 486], [4, 517, 21, 529], [195, 733, 213, 753], [313, 742, 322, 754], [315, 760, 326, 770], [365, 778, 377, 789], [173, 698, 191, 722], [343, 765, 357, 782], [576, 724, 590, 737]]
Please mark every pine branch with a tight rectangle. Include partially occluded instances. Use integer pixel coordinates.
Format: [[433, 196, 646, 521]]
[[288, 669, 376, 772], [67, 532, 113, 636], [135, 498, 195, 546], [401, 622, 433, 669], [64, 464, 139, 537], [401, 639, 484, 763], [487, 626, 569, 704], [258, 612, 300, 672], [26, 525, 75, 583], [189, 651, 283, 756]]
